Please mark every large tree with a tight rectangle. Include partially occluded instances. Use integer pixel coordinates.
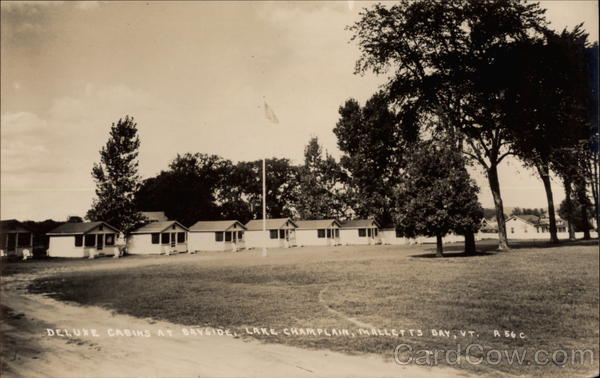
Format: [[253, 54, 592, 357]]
[[135, 153, 228, 226], [499, 26, 593, 243], [349, 0, 547, 250], [292, 137, 348, 220], [394, 140, 483, 257], [334, 92, 405, 226], [87, 116, 146, 232], [229, 158, 298, 221]]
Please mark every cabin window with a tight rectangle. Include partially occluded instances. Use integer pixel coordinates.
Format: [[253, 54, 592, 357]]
[[318, 229, 326, 238], [334, 229, 339, 238], [17, 232, 31, 247], [270, 230, 278, 239], [279, 229, 285, 239], [367, 229, 372, 237], [177, 232, 185, 243], [510, 228, 514, 234], [161, 233, 170, 244], [326, 229, 332, 238], [84, 234, 96, 247], [358, 228, 366, 237], [151, 233, 160, 244], [215, 232, 224, 242], [395, 229, 402, 238], [74, 235, 83, 247], [225, 232, 232, 242], [105, 234, 115, 246], [172, 225, 176, 230], [237, 231, 243, 239], [373, 229, 378, 236]]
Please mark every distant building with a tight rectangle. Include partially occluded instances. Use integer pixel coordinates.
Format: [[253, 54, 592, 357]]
[[0, 219, 33, 257], [295, 219, 341, 247], [245, 218, 297, 249], [127, 221, 188, 255], [506, 215, 567, 238], [339, 219, 381, 245], [188, 220, 246, 252], [46, 221, 121, 258], [141, 211, 169, 222]]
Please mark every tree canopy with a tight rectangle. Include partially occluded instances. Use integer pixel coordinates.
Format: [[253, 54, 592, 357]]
[[87, 116, 146, 232]]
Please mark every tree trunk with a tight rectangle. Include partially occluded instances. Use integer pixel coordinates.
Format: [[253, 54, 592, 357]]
[[563, 179, 576, 241], [576, 181, 592, 240], [487, 165, 510, 250], [537, 163, 558, 244], [435, 233, 444, 257], [464, 230, 476, 255], [592, 155, 599, 229]]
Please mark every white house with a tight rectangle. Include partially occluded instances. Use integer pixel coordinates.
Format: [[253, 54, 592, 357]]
[[47, 222, 121, 258], [127, 221, 188, 255], [245, 218, 297, 249], [0, 219, 33, 257], [294, 219, 341, 247], [339, 219, 382, 245], [188, 220, 246, 252]]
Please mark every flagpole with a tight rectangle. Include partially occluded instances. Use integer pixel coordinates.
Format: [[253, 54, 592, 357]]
[[262, 157, 267, 257]]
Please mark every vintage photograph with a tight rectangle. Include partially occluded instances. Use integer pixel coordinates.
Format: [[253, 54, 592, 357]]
[[1, 1, 598, 377]]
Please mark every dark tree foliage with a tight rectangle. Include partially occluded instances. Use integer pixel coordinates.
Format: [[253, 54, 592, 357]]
[[558, 198, 595, 233], [231, 158, 298, 222], [292, 137, 349, 220], [136, 155, 298, 225], [334, 92, 405, 225], [87, 116, 146, 232], [510, 208, 546, 217], [349, 0, 547, 250], [394, 141, 483, 257], [497, 26, 593, 243], [135, 153, 228, 227]]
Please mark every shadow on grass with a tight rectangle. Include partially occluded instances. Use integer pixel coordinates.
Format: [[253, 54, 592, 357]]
[[410, 238, 598, 259]]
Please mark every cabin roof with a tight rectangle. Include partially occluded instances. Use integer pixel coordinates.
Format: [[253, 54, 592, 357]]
[[295, 219, 341, 229], [245, 218, 297, 231], [188, 220, 246, 232], [340, 219, 381, 229], [47, 221, 120, 235], [0, 219, 33, 233], [130, 221, 187, 234]]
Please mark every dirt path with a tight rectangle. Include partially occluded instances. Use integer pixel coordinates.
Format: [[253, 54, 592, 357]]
[[1, 261, 481, 378]]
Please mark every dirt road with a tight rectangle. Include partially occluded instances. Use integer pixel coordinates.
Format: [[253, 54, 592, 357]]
[[1, 259, 480, 378]]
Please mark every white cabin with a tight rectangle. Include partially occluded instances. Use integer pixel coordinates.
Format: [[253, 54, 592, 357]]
[[0, 219, 34, 257], [188, 220, 246, 252], [295, 219, 341, 247], [47, 222, 121, 258], [245, 218, 297, 249], [127, 221, 188, 255], [339, 219, 382, 245]]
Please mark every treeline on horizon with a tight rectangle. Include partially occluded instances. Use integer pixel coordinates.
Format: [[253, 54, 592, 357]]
[[22, 1, 598, 255]]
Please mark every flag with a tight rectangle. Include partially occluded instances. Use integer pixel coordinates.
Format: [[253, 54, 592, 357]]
[[264, 101, 279, 124]]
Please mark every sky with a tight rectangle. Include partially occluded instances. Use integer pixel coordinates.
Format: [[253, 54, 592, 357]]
[[1, 1, 598, 221]]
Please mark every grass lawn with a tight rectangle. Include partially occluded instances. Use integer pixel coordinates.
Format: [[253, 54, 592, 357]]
[[20, 240, 600, 377]]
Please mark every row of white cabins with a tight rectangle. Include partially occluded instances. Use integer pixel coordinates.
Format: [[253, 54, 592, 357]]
[[43, 216, 383, 258], [2, 212, 595, 258]]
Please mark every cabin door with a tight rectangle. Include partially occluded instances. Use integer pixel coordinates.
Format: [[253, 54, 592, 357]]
[[97, 235, 104, 250]]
